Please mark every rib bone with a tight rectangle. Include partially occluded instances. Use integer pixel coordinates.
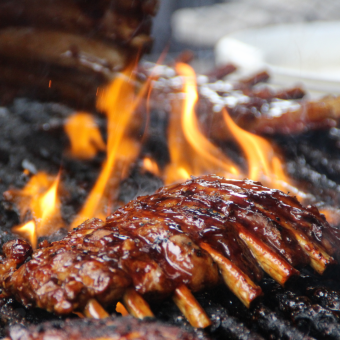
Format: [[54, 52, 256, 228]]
[[238, 229, 299, 285], [200, 242, 262, 307], [122, 288, 154, 320], [172, 285, 212, 328], [84, 299, 109, 319], [252, 202, 335, 274]]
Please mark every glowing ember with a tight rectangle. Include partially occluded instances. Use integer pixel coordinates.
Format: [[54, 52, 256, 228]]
[[7, 172, 63, 248], [64, 112, 105, 159]]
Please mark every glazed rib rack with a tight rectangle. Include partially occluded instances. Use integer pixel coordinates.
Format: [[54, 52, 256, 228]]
[[1, 175, 340, 333]]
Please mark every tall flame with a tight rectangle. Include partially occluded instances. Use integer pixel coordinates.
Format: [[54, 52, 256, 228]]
[[7, 61, 310, 245], [222, 109, 306, 198], [71, 68, 145, 228], [64, 112, 105, 159], [222, 109, 283, 184], [165, 63, 240, 184], [8, 172, 63, 248], [162, 62, 306, 200]]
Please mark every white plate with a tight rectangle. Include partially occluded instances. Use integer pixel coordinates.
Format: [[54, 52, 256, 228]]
[[215, 21, 340, 94]]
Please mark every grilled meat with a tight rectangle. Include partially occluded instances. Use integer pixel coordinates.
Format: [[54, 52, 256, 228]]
[[1, 175, 339, 315], [142, 62, 340, 137], [5, 316, 202, 340], [0, 0, 159, 109], [0, 0, 156, 50]]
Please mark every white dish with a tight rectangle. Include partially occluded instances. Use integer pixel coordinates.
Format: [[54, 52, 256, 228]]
[[215, 21, 340, 94]]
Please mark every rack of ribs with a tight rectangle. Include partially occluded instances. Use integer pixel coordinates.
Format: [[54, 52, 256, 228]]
[[1, 174, 339, 328]]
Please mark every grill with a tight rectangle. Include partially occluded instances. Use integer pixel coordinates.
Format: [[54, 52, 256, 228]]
[[1, 1, 340, 340]]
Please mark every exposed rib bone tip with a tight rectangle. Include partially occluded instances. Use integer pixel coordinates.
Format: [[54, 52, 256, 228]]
[[122, 288, 154, 319], [200, 242, 262, 308], [84, 299, 109, 319], [288, 231, 336, 274], [172, 285, 212, 328], [238, 232, 299, 285]]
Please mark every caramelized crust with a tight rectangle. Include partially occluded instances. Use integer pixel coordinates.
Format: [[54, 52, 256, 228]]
[[0, 175, 338, 315]]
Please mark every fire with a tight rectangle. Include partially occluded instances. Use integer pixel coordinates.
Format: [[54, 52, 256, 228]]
[[71, 68, 144, 228], [142, 156, 160, 176], [116, 302, 129, 316], [7, 61, 310, 245], [222, 109, 308, 199], [13, 221, 36, 249], [7, 172, 63, 248], [164, 63, 240, 184], [64, 112, 105, 159], [162, 62, 306, 200], [222, 109, 287, 188]]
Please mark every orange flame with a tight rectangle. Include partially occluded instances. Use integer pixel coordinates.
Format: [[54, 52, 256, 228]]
[[142, 157, 160, 176], [116, 302, 129, 316], [64, 112, 105, 159], [13, 221, 37, 249], [164, 63, 240, 184], [71, 68, 145, 228], [222, 109, 306, 198], [8, 172, 63, 248], [222, 109, 279, 181], [163, 62, 307, 200]]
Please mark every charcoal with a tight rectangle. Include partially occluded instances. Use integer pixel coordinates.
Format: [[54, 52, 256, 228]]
[[307, 288, 340, 313], [152, 292, 264, 340], [0, 98, 107, 236], [260, 277, 340, 339], [140, 108, 170, 169], [0, 298, 62, 338], [118, 169, 164, 204], [193, 287, 312, 340], [252, 304, 314, 340]]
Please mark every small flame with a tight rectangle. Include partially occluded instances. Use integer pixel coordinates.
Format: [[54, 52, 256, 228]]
[[64, 112, 105, 159], [164, 63, 240, 184], [13, 221, 37, 249], [142, 157, 160, 176], [8, 172, 63, 248], [116, 302, 129, 316], [71, 68, 145, 228]]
